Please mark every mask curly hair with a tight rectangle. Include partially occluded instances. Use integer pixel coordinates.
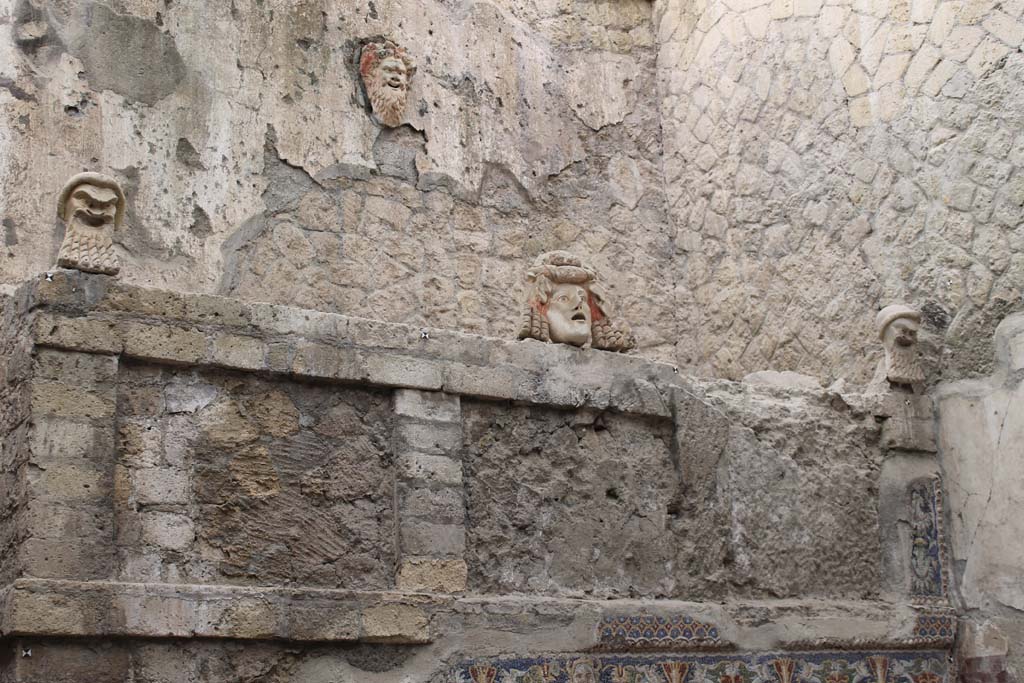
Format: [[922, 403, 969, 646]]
[[516, 251, 636, 352], [359, 40, 416, 127]]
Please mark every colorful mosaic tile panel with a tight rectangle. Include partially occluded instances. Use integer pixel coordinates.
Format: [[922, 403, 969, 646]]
[[450, 649, 951, 683], [597, 615, 721, 650], [913, 615, 956, 641], [909, 478, 948, 600]]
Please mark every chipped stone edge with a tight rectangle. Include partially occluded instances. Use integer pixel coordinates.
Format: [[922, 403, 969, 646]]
[[0, 579, 438, 643], [0, 579, 956, 649], [20, 271, 682, 418]]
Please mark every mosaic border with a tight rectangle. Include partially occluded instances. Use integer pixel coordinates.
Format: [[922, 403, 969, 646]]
[[909, 477, 949, 602], [450, 649, 952, 683], [595, 615, 724, 651]]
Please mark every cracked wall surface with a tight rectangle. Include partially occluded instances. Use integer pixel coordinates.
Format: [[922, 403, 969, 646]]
[[2, 0, 1021, 386], [0, 0, 675, 361], [0, 272, 956, 682], [655, 0, 1024, 384], [936, 312, 1024, 676], [462, 392, 883, 600]]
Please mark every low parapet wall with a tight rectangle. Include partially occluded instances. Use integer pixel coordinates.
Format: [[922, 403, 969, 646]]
[[0, 271, 953, 681]]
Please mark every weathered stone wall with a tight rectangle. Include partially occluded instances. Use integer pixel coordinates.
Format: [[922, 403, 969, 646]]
[[655, 0, 1024, 382], [463, 392, 884, 600], [3, 0, 1021, 385], [117, 364, 396, 589], [0, 272, 956, 681], [0, 288, 34, 588], [936, 312, 1024, 678], [0, 0, 676, 359]]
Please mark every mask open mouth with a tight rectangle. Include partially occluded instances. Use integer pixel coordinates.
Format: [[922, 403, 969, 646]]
[[571, 312, 587, 322], [78, 212, 110, 228]]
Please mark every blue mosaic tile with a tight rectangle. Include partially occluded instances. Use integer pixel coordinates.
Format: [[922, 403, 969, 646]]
[[449, 649, 951, 683], [597, 615, 721, 650], [909, 479, 947, 599], [913, 614, 955, 640]]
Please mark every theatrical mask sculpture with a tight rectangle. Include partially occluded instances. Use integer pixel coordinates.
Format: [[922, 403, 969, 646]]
[[55, 172, 126, 276], [876, 304, 925, 389], [517, 251, 636, 352], [359, 39, 416, 127]]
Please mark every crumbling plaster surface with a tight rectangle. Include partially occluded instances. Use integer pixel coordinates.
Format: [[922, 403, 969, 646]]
[[0, 0, 675, 359], [463, 387, 883, 600], [117, 364, 397, 589], [655, 0, 1024, 383], [935, 312, 1024, 675], [0, 272, 958, 680]]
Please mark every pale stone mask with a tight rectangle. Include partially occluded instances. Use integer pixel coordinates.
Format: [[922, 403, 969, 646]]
[[56, 172, 125, 276], [517, 250, 636, 353], [546, 282, 592, 346], [876, 304, 925, 387], [65, 184, 120, 232], [884, 317, 919, 349]]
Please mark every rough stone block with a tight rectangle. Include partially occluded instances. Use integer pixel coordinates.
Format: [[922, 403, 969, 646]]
[[19, 538, 113, 580], [29, 418, 112, 465], [290, 342, 362, 381], [879, 393, 937, 452], [121, 322, 206, 365], [250, 303, 344, 338], [285, 604, 361, 641], [30, 382, 115, 420], [982, 11, 1024, 47], [397, 452, 463, 486], [363, 353, 444, 390], [164, 382, 218, 414], [33, 315, 123, 354], [1, 633, 131, 681], [360, 603, 430, 643], [211, 598, 278, 639], [266, 342, 292, 373], [33, 349, 118, 384], [98, 284, 187, 319], [396, 558, 468, 593], [141, 511, 195, 551], [442, 363, 529, 402], [395, 421, 462, 455], [210, 334, 268, 370], [394, 389, 461, 423], [184, 293, 252, 327], [399, 486, 465, 524], [132, 467, 190, 505], [30, 462, 107, 503], [399, 520, 466, 557]]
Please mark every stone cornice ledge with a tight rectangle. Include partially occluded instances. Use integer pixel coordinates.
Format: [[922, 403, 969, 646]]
[[14, 271, 683, 417], [0, 579, 954, 651]]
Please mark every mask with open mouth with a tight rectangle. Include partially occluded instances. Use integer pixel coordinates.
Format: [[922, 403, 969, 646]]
[[517, 250, 636, 352], [547, 283, 592, 346], [55, 172, 126, 276]]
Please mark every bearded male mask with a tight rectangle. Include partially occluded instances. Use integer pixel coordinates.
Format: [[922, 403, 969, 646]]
[[55, 172, 126, 276], [876, 304, 925, 389], [517, 250, 636, 353], [359, 40, 416, 127]]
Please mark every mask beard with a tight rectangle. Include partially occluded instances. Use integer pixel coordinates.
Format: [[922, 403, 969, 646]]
[[57, 217, 120, 275], [367, 72, 407, 127], [886, 343, 925, 385]]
